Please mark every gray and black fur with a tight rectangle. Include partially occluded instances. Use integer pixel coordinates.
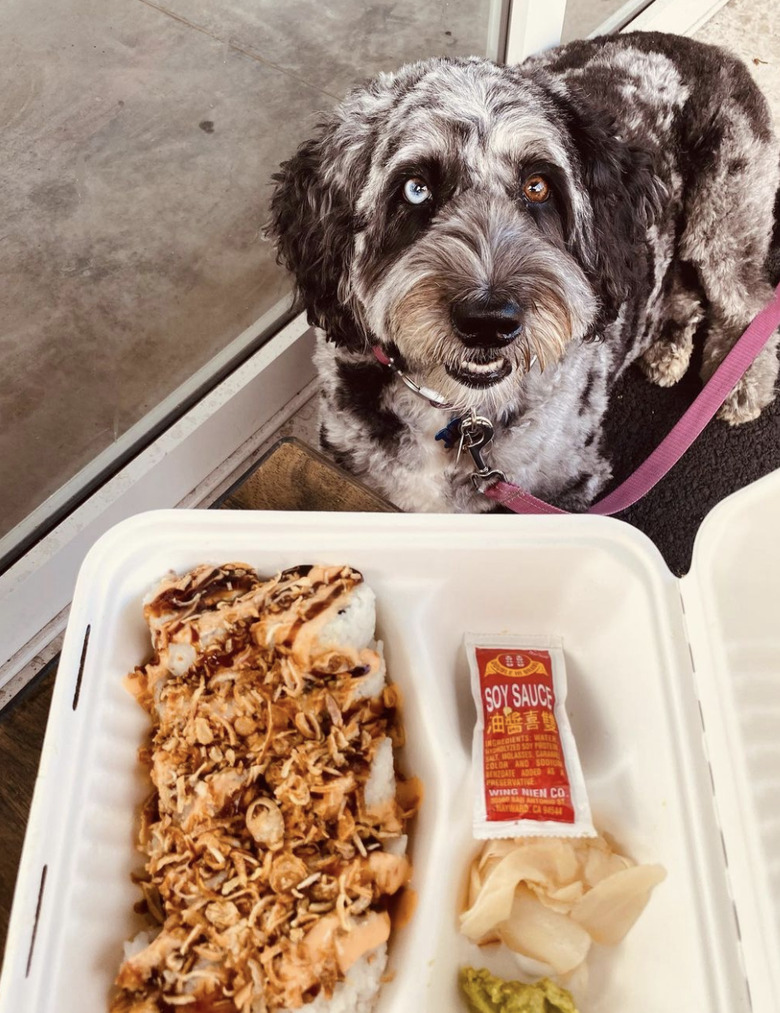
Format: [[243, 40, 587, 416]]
[[269, 32, 780, 512]]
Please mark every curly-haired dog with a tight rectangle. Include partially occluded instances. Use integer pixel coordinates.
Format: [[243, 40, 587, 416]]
[[269, 32, 780, 512]]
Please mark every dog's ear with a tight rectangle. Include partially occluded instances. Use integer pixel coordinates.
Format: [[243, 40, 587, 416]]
[[561, 99, 666, 335], [267, 126, 365, 350]]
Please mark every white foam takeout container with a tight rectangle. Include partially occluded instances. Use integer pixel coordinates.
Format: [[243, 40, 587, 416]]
[[1, 474, 779, 1013]]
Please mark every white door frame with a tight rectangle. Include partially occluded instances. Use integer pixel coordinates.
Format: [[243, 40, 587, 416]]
[[505, 0, 731, 62], [505, 0, 567, 64]]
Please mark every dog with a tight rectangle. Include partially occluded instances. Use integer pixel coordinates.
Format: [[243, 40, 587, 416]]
[[268, 31, 780, 512]]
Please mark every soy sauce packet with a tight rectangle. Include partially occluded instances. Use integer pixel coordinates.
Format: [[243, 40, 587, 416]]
[[466, 633, 595, 839]]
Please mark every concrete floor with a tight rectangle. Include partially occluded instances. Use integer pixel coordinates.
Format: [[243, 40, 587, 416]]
[[2, 0, 779, 548], [562, 0, 647, 41], [696, 0, 780, 115]]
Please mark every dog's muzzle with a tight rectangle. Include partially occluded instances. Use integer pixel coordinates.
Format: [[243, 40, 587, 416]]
[[446, 295, 521, 388]]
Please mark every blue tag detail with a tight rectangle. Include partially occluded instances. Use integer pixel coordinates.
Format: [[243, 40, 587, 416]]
[[435, 417, 463, 450]]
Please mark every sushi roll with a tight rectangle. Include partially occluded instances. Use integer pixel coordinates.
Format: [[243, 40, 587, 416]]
[[113, 563, 416, 1013]]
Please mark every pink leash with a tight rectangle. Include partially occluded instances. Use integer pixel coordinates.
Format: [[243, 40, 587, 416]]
[[375, 282, 780, 515]]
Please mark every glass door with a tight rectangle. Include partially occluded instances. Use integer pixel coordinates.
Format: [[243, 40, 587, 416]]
[[0, 0, 502, 569]]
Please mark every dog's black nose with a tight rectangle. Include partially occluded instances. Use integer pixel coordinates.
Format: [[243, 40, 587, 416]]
[[451, 297, 523, 348]]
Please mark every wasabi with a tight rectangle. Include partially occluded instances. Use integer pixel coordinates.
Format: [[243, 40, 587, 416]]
[[460, 967, 580, 1013]]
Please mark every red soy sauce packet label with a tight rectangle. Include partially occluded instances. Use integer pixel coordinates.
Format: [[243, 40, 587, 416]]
[[466, 634, 595, 840], [478, 647, 574, 823]]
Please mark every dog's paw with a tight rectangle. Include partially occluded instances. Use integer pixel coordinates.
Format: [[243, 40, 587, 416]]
[[711, 346, 778, 426], [717, 378, 769, 426], [639, 338, 693, 387]]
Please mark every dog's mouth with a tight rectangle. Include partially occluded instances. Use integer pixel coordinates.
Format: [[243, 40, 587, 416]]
[[444, 356, 512, 388]]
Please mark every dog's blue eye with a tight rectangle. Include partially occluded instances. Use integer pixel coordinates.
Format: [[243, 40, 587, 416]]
[[402, 178, 432, 205]]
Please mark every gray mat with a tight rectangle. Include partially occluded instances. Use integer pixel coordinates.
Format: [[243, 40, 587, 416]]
[[602, 343, 780, 576]]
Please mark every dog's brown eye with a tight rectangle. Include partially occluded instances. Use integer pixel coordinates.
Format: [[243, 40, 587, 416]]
[[522, 174, 550, 203]]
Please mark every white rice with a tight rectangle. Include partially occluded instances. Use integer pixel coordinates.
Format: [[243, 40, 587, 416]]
[[165, 642, 197, 677], [316, 583, 376, 654], [352, 641, 386, 701], [382, 834, 407, 857], [123, 929, 155, 961], [281, 943, 387, 1013], [363, 736, 395, 813]]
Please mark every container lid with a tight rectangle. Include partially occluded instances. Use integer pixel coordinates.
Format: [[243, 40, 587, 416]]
[[681, 469, 780, 1011]]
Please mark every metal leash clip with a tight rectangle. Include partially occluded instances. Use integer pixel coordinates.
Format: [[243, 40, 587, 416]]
[[459, 415, 507, 489]]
